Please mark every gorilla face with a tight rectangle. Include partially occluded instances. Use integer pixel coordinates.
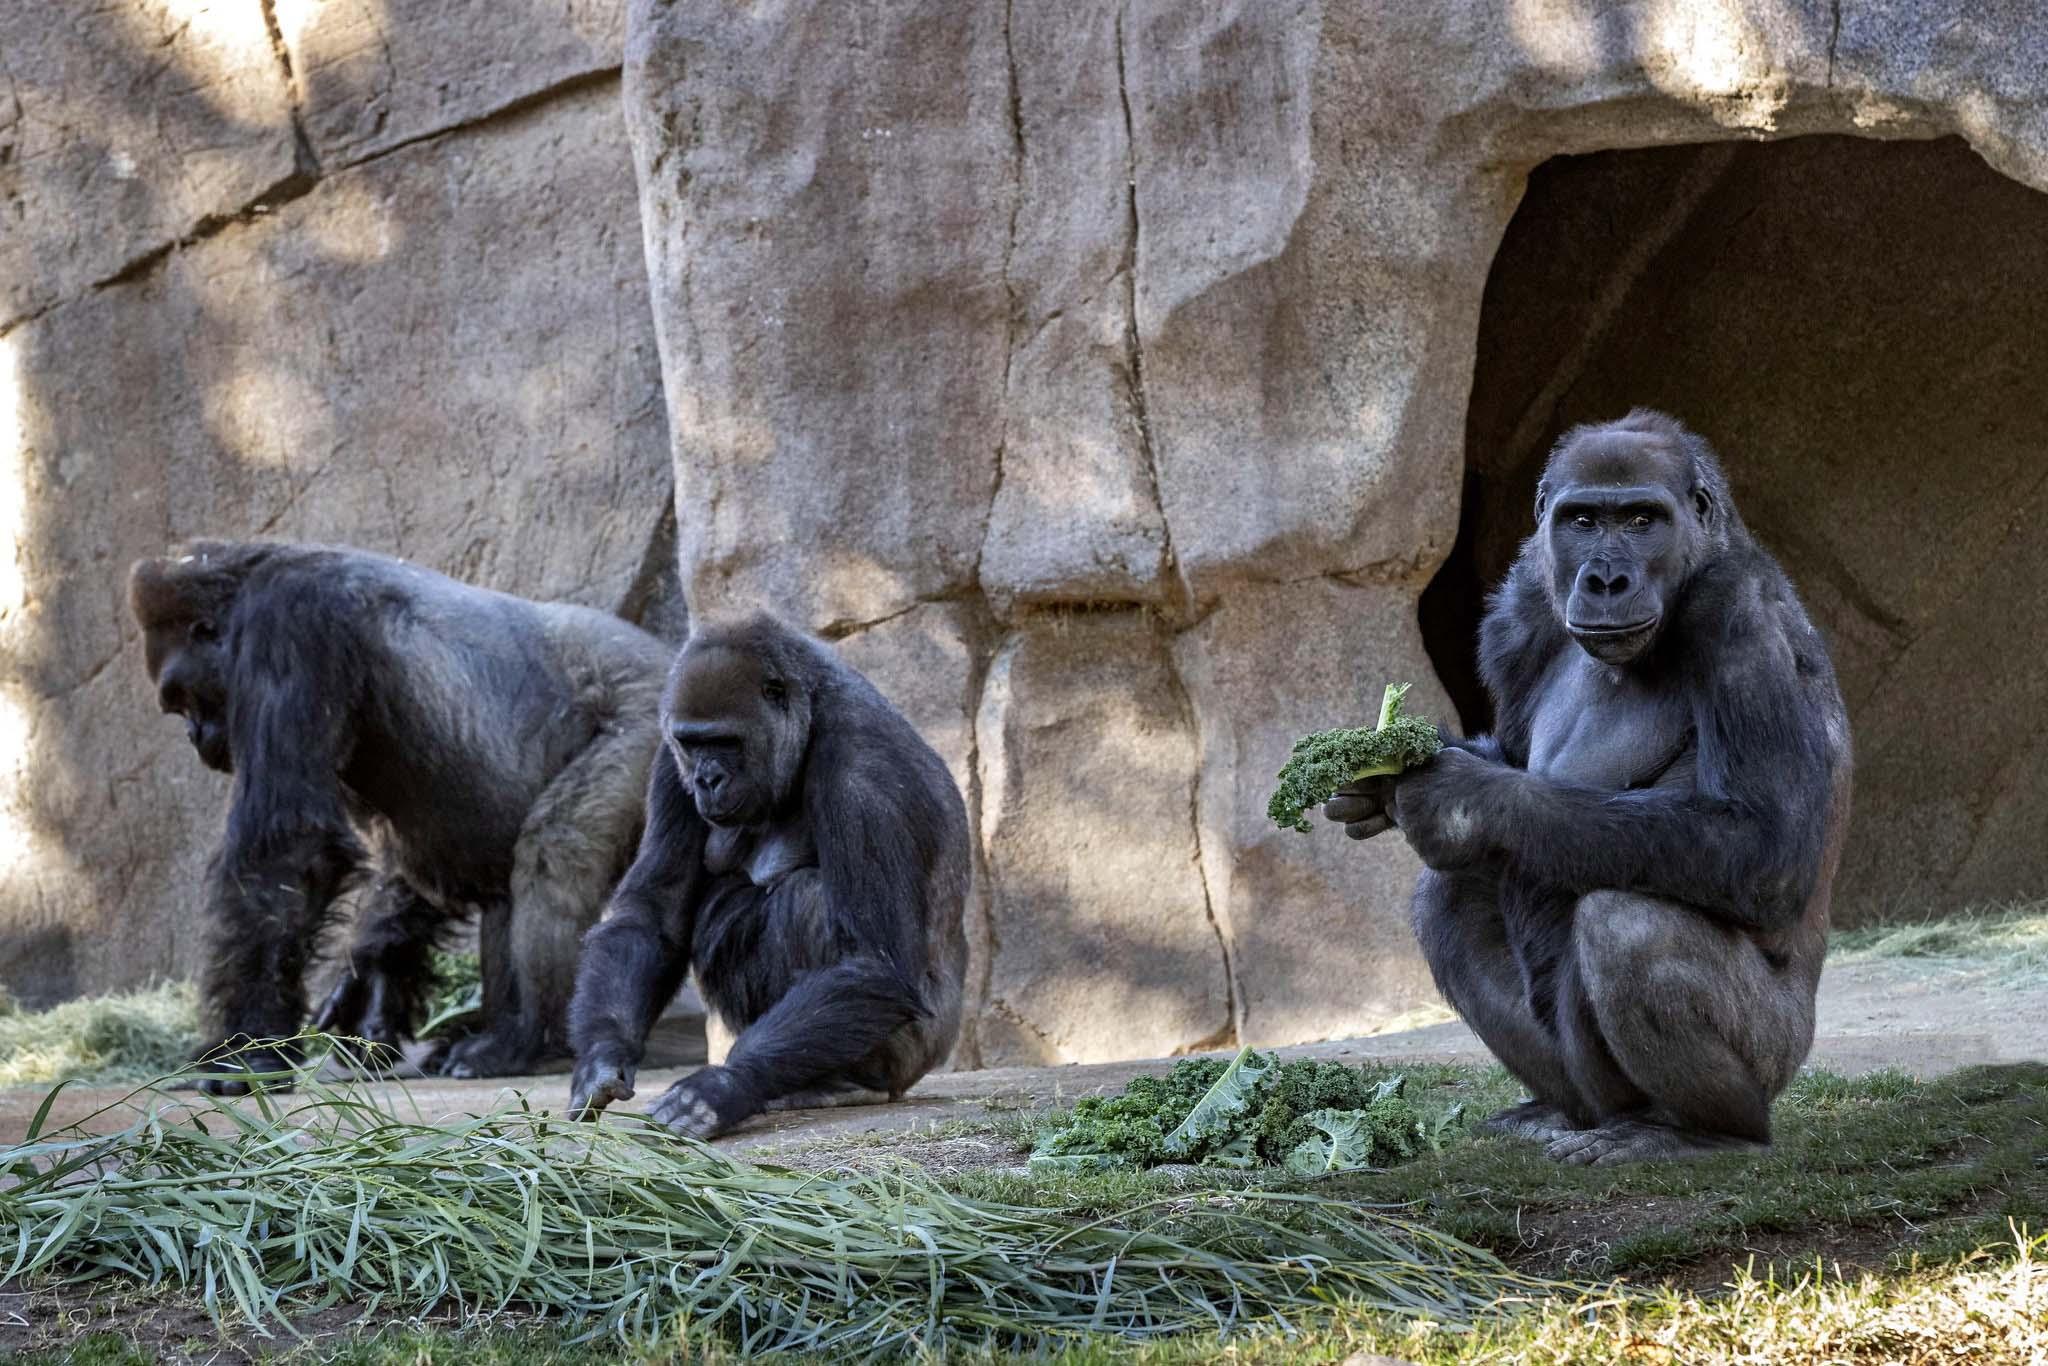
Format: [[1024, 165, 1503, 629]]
[[131, 549, 248, 774], [146, 616, 234, 772], [1539, 429, 1709, 667], [663, 640, 810, 828]]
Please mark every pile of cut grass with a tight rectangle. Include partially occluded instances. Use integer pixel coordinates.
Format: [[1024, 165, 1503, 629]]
[[0, 1074, 1541, 1355], [1833, 899, 2048, 982], [0, 982, 200, 1087]]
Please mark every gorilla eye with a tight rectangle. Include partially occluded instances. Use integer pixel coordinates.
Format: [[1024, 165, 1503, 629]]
[[190, 618, 220, 644], [1628, 514, 1653, 531], [761, 678, 788, 706], [1571, 515, 1596, 531]]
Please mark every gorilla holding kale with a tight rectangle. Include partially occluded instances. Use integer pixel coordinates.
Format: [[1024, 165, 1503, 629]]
[[1325, 411, 1852, 1165], [567, 614, 971, 1139], [130, 541, 671, 1093]]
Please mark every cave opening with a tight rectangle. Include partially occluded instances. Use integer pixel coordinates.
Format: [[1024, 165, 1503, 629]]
[[1420, 134, 2048, 920]]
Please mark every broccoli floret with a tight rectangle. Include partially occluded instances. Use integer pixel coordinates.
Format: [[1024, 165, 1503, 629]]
[[1266, 682, 1443, 833]]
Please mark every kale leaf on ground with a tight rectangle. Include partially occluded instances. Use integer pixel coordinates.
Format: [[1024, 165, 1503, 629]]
[[1267, 682, 1444, 834], [1030, 1047, 1465, 1176]]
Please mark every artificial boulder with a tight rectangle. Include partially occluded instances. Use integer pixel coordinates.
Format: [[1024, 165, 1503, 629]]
[[627, 0, 2048, 1058]]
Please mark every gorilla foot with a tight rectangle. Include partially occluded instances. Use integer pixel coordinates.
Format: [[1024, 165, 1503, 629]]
[[436, 1026, 546, 1079], [648, 1065, 756, 1140], [1545, 1117, 1767, 1166], [1479, 1100, 1579, 1143]]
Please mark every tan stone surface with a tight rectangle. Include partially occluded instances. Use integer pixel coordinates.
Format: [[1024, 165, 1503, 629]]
[[625, 0, 1011, 633], [275, 0, 625, 167], [0, 84, 667, 1003], [974, 612, 1229, 1064], [977, 0, 1170, 614], [0, 1, 299, 329], [1175, 580, 1448, 1047]]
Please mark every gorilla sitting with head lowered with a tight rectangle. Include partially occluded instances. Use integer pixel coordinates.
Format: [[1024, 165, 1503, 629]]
[[568, 615, 970, 1139], [1328, 411, 1851, 1164], [130, 541, 671, 1092]]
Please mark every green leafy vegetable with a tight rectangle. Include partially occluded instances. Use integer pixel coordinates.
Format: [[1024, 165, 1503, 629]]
[[1031, 1047, 1468, 1175], [1161, 1046, 1274, 1158], [1267, 682, 1444, 833], [1280, 1077, 1461, 1178], [1285, 1108, 1384, 1178]]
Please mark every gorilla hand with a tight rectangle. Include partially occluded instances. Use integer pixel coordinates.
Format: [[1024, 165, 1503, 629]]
[[311, 973, 368, 1035], [310, 970, 409, 1052], [439, 1022, 544, 1080], [1323, 775, 1396, 840], [1383, 746, 1506, 870], [649, 1064, 756, 1140], [567, 1047, 637, 1122]]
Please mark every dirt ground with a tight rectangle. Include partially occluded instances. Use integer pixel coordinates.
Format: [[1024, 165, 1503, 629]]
[[3, 953, 2040, 1153]]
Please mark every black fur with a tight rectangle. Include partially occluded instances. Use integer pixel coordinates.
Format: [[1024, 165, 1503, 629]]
[[129, 540, 670, 1094], [567, 614, 970, 1140], [1327, 411, 1852, 1164]]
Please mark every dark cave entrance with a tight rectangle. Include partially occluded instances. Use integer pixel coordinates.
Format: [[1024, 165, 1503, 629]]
[[1419, 134, 2048, 919]]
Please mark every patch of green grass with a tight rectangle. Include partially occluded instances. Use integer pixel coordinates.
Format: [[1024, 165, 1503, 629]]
[[947, 1061, 2047, 1289], [9, 1334, 159, 1366], [33, 1231, 2041, 1364], [0, 982, 200, 1087]]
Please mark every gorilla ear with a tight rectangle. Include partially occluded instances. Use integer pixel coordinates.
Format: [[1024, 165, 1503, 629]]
[[1533, 478, 1551, 520], [1692, 485, 1715, 525]]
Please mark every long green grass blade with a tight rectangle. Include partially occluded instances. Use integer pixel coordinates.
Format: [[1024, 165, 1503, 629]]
[[0, 1067, 1542, 1355]]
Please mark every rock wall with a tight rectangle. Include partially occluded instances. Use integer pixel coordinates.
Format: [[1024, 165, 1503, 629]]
[[624, 0, 2048, 1064], [0, 1, 673, 1005]]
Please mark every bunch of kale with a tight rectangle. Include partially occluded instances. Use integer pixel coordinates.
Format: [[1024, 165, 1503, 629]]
[[1030, 1047, 1463, 1177], [1266, 682, 1443, 833]]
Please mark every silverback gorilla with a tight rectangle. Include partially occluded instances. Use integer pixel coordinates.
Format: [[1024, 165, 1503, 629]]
[[130, 541, 671, 1093], [1327, 411, 1852, 1164], [568, 615, 970, 1139]]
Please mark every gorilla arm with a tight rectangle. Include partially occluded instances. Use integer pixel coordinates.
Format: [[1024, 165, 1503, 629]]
[[1391, 590, 1837, 933], [566, 752, 708, 1120], [196, 603, 369, 1090]]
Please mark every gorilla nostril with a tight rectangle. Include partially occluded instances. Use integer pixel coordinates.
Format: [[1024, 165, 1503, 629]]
[[1608, 573, 1630, 595]]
